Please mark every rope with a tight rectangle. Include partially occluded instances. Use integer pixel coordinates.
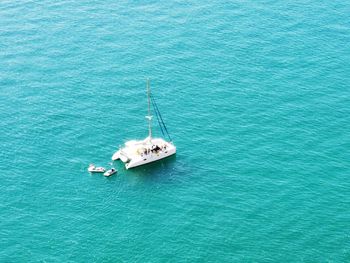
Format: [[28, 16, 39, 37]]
[[151, 95, 165, 137], [151, 94, 172, 142]]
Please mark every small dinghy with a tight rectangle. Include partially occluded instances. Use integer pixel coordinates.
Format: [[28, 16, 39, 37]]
[[88, 164, 106, 173], [104, 168, 117, 177]]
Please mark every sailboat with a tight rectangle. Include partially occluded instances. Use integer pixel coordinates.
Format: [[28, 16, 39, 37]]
[[111, 80, 176, 169]]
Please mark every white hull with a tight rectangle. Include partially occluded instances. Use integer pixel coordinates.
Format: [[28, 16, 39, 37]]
[[112, 137, 176, 169], [88, 165, 105, 173], [126, 147, 176, 169], [104, 169, 117, 177]]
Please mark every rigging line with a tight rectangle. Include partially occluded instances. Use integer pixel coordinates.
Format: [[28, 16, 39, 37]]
[[157, 106, 172, 141], [151, 95, 165, 137], [151, 94, 171, 141], [151, 96, 166, 138], [151, 94, 172, 142], [151, 97, 165, 136], [154, 100, 170, 142]]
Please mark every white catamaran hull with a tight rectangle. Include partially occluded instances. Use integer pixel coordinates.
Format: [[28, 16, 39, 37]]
[[112, 139, 176, 169], [126, 147, 176, 169]]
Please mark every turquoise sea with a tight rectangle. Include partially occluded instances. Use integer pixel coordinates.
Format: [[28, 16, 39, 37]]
[[1, 0, 349, 262]]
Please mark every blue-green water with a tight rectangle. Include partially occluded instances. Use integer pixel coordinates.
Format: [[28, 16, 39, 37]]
[[1, 0, 350, 261]]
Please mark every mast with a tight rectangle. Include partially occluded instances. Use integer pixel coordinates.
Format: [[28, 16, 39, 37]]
[[146, 79, 152, 140]]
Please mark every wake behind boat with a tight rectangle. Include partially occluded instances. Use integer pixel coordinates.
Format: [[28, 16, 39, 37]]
[[112, 80, 176, 169]]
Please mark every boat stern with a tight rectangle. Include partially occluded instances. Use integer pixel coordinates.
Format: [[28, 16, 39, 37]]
[[112, 150, 121, 161]]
